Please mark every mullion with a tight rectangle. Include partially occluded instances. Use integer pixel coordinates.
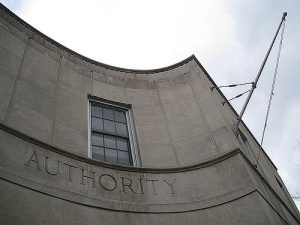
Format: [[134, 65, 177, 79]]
[[91, 132, 104, 146], [102, 105, 127, 124], [101, 117, 127, 124], [92, 143, 104, 147], [117, 150, 131, 165], [117, 151, 120, 164], [91, 130, 129, 139], [115, 148, 128, 152], [104, 146, 129, 153], [93, 104, 127, 124], [104, 148, 118, 163], [92, 132, 130, 153], [91, 115, 102, 119], [104, 147, 118, 151]]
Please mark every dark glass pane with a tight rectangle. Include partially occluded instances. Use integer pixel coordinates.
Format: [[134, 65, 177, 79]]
[[104, 135, 116, 149], [92, 146, 104, 161], [116, 122, 128, 137], [116, 137, 128, 151], [118, 151, 130, 165], [103, 108, 114, 120], [104, 120, 116, 133], [91, 105, 102, 118], [91, 117, 103, 131], [105, 149, 118, 163], [114, 110, 126, 123], [91, 133, 103, 146]]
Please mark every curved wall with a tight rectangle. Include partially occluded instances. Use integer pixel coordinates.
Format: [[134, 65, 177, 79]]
[[0, 4, 300, 225], [0, 5, 239, 168]]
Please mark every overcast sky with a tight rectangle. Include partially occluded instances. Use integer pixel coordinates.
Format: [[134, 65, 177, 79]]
[[1, 0, 300, 208]]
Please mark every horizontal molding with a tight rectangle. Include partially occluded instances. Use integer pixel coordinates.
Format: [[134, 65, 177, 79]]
[[0, 122, 238, 173], [0, 172, 257, 213], [0, 122, 299, 221]]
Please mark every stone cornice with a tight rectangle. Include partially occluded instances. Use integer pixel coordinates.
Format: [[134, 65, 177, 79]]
[[0, 122, 238, 173]]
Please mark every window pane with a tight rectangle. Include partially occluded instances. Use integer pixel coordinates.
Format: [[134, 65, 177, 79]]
[[90, 101, 133, 166], [91, 133, 103, 146], [116, 137, 128, 151], [92, 117, 103, 131], [114, 110, 126, 123], [104, 135, 116, 149], [104, 120, 116, 133], [92, 146, 104, 161], [91, 105, 102, 118], [116, 122, 128, 137], [118, 151, 130, 165], [105, 149, 118, 163], [103, 108, 114, 120]]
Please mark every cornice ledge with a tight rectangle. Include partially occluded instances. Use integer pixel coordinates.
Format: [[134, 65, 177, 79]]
[[0, 3, 195, 75], [0, 122, 239, 173]]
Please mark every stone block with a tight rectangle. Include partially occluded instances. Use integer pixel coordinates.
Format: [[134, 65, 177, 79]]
[[105, 83, 126, 103], [92, 77, 126, 102], [138, 143, 177, 167], [0, 71, 14, 121], [135, 124, 171, 145], [212, 126, 238, 153], [19, 45, 59, 97], [53, 64, 90, 151], [168, 117, 208, 142], [6, 81, 54, 142], [220, 154, 253, 189], [125, 78, 155, 89], [53, 121, 88, 156], [188, 68, 227, 131], [126, 88, 159, 105], [0, 24, 26, 58], [92, 78, 109, 99], [174, 133, 218, 165], [55, 89, 88, 130], [131, 105, 166, 127]]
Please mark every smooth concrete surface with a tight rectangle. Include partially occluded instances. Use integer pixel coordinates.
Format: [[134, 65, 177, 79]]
[[0, 126, 297, 224], [0, 4, 241, 165], [0, 178, 285, 225], [0, 3, 300, 225]]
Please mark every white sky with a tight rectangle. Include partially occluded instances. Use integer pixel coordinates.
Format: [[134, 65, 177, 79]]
[[1, 0, 300, 209]]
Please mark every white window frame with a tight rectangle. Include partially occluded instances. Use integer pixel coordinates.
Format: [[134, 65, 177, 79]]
[[87, 98, 139, 166]]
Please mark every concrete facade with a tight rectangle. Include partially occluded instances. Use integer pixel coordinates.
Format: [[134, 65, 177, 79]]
[[0, 3, 299, 225]]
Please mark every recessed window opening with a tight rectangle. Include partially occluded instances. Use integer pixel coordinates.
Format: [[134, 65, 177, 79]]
[[89, 100, 136, 166]]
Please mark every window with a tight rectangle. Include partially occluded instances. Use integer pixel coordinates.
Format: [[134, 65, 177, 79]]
[[89, 100, 136, 166]]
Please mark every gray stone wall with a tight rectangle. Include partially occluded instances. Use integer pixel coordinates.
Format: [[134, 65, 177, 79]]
[[0, 9, 240, 167], [0, 4, 299, 225]]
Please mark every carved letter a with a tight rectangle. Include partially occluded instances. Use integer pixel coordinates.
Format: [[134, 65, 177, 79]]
[[25, 150, 41, 171]]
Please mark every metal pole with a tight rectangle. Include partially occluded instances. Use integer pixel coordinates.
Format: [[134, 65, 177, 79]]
[[235, 12, 287, 130]]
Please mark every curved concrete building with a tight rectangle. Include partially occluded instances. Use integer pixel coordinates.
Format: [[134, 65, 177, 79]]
[[0, 4, 299, 225]]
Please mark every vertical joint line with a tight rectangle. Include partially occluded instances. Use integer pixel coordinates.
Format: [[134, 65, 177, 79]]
[[155, 84, 180, 166], [185, 72, 221, 153], [90, 70, 94, 95], [4, 37, 30, 122], [50, 55, 63, 143]]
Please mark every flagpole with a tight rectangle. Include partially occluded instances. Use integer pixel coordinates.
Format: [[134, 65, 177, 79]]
[[235, 12, 287, 131]]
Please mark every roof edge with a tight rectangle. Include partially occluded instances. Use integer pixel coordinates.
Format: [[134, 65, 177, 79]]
[[0, 3, 194, 74]]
